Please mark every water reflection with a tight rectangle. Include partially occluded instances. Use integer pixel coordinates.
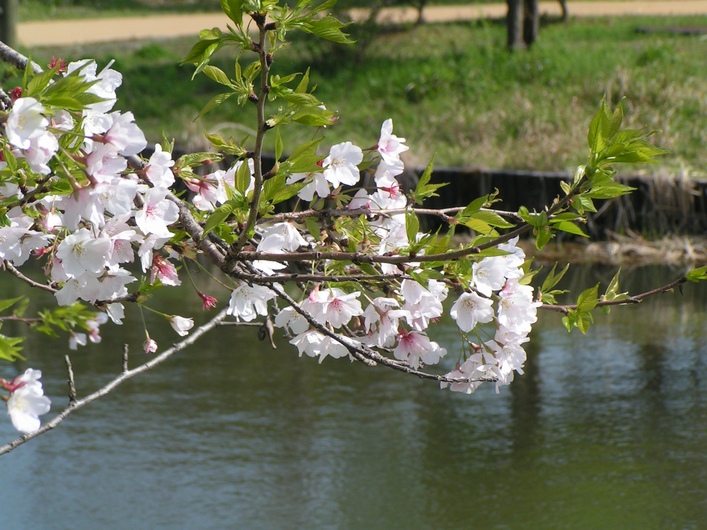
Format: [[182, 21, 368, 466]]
[[1, 266, 706, 528]]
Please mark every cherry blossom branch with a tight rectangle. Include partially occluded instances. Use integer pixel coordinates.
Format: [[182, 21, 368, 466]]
[[0, 307, 229, 456], [3, 262, 57, 293], [540, 275, 689, 314], [266, 278, 494, 384], [260, 206, 524, 224], [238, 271, 413, 284], [235, 225, 528, 265]]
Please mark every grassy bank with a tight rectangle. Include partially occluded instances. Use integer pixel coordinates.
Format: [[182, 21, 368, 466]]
[[14, 14, 707, 174]]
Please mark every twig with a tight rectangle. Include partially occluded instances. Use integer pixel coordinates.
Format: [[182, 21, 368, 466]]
[[260, 206, 524, 224], [64, 355, 77, 406], [122, 344, 129, 373], [540, 275, 688, 314], [233, 17, 271, 253], [4, 262, 57, 293], [0, 307, 229, 456]]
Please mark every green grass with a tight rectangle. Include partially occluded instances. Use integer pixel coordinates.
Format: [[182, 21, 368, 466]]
[[10, 15, 707, 174]]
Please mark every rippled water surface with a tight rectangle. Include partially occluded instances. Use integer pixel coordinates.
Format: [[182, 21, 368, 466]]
[[1, 266, 706, 529]]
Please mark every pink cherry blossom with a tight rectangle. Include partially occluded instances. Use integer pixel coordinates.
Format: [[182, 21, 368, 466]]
[[377, 118, 408, 169], [145, 144, 175, 188], [394, 329, 446, 369], [302, 287, 362, 329], [198, 292, 218, 311], [150, 254, 181, 286]]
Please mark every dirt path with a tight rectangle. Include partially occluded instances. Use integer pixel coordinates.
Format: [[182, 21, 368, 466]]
[[17, 1, 707, 47]]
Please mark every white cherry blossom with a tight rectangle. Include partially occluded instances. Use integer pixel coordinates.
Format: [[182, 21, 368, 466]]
[[322, 141, 363, 188], [5, 97, 48, 149], [227, 283, 276, 322], [450, 291, 495, 333], [4, 369, 51, 434]]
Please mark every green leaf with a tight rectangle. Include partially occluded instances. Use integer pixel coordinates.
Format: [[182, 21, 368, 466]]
[[202, 200, 237, 235], [685, 265, 707, 282], [541, 263, 570, 293], [197, 91, 235, 119], [300, 15, 354, 44], [601, 268, 629, 313], [176, 151, 222, 169], [463, 218, 494, 236], [182, 29, 224, 77], [221, 0, 245, 25], [405, 210, 420, 243], [577, 284, 599, 312], [235, 159, 252, 195], [575, 194, 596, 213], [456, 196, 488, 219], [550, 220, 588, 238], [0, 333, 25, 362], [471, 210, 515, 229], [202, 65, 233, 87], [411, 157, 447, 205], [305, 217, 321, 240], [0, 296, 26, 314], [534, 226, 554, 250], [274, 126, 283, 161], [587, 105, 607, 153]]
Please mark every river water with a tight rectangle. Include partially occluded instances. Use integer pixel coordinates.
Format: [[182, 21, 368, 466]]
[[1, 265, 706, 529]]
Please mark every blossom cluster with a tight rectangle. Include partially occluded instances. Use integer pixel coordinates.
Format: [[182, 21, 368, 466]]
[[223, 120, 540, 393], [0, 57, 542, 438], [444, 237, 540, 393], [0, 60, 184, 336], [0, 61, 192, 432]]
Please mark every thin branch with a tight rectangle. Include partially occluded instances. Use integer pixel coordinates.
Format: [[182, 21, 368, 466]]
[[238, 271, 413, 284], [4, 262, 57, 293], [260, 206, 524, 224], [64, 355, 77, 405], [0, 307, 230, 456], [233, 17, 270, 253], [122, 344, 129, 373], [540, 275, 688, 314]]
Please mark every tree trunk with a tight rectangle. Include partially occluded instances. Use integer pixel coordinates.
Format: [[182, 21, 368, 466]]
[[523, 0, 539, 48], [506, 0, 524, 50], [0, 0, 18, 49], [559, 0, 569, 22]]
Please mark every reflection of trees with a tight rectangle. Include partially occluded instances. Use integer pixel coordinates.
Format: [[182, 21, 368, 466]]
[[509, 333, 543, 450]]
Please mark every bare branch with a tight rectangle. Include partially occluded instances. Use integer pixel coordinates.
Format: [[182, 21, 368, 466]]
[[4, 262, 57, 293], [0, 40, 43, 74], [0, 307, 230, 456], [122, 344, 129, 373], [64, 355, 77, 405]]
